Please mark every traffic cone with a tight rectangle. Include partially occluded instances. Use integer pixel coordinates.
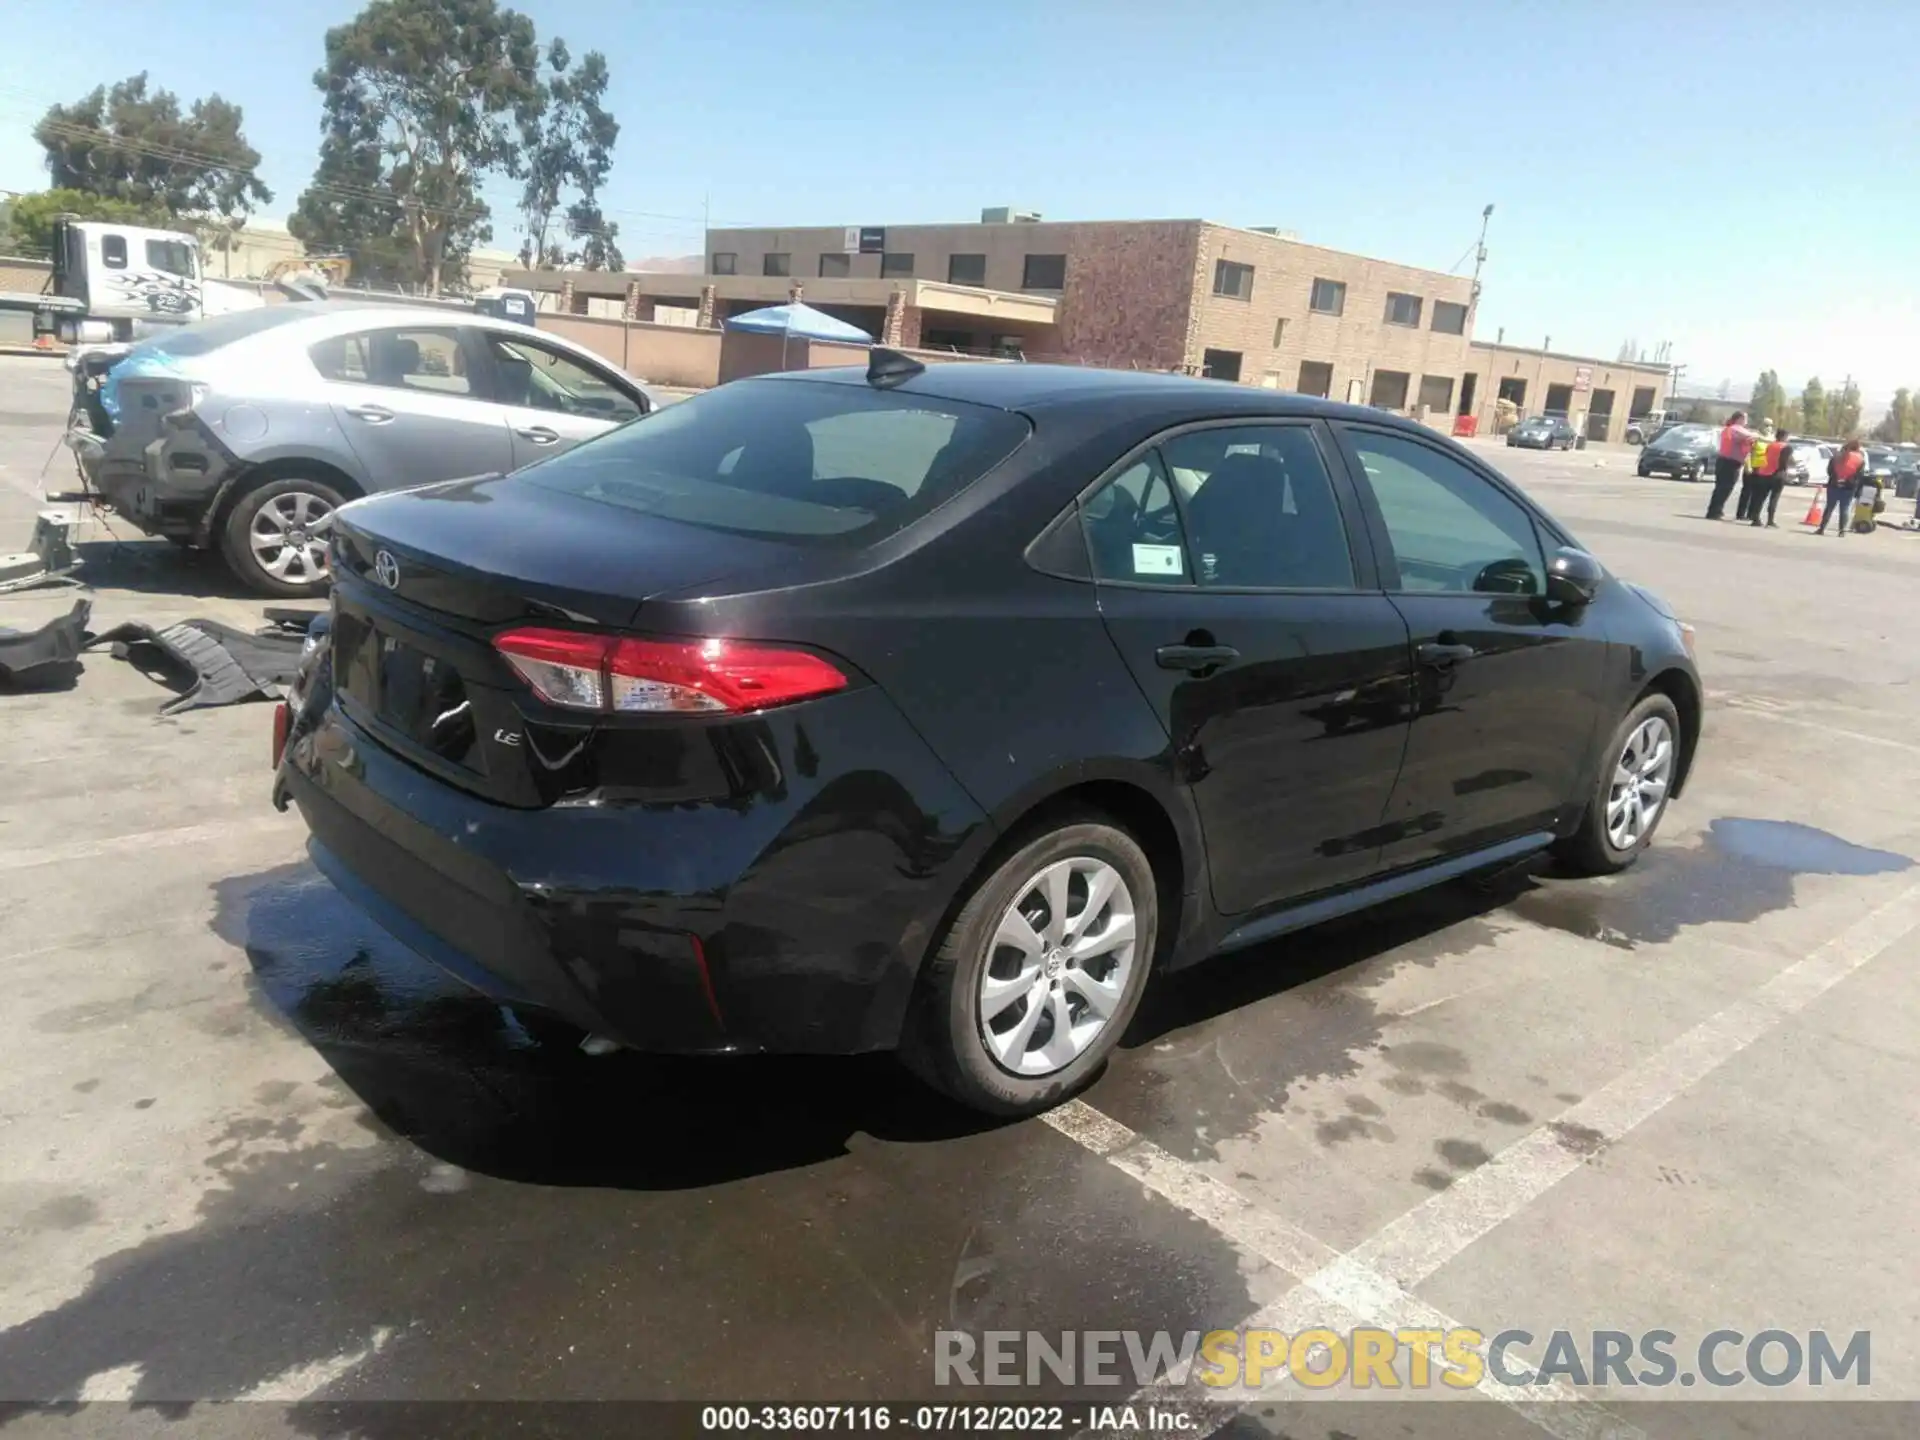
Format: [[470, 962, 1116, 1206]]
[[1802, 493, 1824, 527]]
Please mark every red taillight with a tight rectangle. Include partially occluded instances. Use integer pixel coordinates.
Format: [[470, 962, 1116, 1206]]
[[492, 628, 848, 715], [271, 701, 291, 768]]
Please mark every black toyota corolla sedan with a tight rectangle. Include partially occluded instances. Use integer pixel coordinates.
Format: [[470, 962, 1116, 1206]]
[[273, 354, 1702, 1117]]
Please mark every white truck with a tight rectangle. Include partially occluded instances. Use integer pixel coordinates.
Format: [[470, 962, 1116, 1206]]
[[0, 217, 284, 346]]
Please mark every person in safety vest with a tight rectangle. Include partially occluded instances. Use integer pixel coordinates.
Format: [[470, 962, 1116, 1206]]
[[1708, 410, 1760, 520], [1815, 439, 1868, 536], [1744, 428, 1792, 528]]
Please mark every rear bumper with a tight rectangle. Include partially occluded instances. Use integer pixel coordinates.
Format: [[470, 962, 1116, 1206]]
[[279, 690, 989, 1055], [81, 415, 234, 540]]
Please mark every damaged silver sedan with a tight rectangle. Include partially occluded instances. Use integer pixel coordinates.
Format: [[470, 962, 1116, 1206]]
[[67, 303, 659, 597]]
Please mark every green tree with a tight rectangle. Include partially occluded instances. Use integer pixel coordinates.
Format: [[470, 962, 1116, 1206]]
[[518, 39, 621, 271], [33, 74, 270, 226], [1777, 399, 1802, 434], [1873, 389, 1913, 443], [291, 0, 543, 295], [1830, 379, 1864, 438], [1800, 377, 1828, 436], [1747, 370, 1787, 427], [2, 188, 173, 254]]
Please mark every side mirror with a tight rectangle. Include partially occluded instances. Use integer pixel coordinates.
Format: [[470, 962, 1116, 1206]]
[[1546, 546, 1604, 607]]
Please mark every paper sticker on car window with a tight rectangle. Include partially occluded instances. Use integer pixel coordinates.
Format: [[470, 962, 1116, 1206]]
[[1132, 543, 1185, 577]]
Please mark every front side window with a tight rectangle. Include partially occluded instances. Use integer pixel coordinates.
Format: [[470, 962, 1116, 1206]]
[[1162, 425, 1355, 589], [486, 334, 643, 421], [145, 239, 195, 277], [1344, 428, 1544, 595], [311, 327, 473, 397], [520, 378, 1031, 546]]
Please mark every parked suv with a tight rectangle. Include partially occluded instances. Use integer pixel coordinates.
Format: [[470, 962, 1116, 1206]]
[[273, 358, 1703, 1117], [71, 303, 659, 596]]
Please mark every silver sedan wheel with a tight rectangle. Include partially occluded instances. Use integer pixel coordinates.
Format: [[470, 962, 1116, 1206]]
[[1607, 715, 1674, 851], [250, 491, 336, 585], [977, 856, 1137, 1077]]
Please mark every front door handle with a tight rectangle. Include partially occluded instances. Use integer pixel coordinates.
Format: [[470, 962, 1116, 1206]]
[[515, 425, 561, 445], [1155, 644, 1239, 674], [1417, 641, 1477, 668], [345, 404, 394, 424]]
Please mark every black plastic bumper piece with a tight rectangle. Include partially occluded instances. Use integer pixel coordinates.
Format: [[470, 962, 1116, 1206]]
[[0, 600, 91, 684]]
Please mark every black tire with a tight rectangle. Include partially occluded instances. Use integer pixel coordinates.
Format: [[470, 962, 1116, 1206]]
[[1554, 692, 1683, 877], [1637, 465, 1651, 478], [221, 476, 346, 598], [900, 816, 1159, 1117]]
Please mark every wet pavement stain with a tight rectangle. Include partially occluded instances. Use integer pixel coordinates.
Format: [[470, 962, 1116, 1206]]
[[18, 1195, 99, 1232], [1507, 818, 1913, 950], [1433, 1138, 1492, 1172], [1089, 877, 1529, 1162], [1478, 1101, 1533, 1126], [1411, 1167, 1454, 1192], [1549, 1121, 1608, 1157], [2, 860, 1268, 1409]]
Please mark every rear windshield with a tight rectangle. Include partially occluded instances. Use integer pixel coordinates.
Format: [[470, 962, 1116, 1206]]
[[146, 305, 314, 358], [520, 377, 1032, 544]]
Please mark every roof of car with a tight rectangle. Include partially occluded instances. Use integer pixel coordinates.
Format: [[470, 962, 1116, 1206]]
[[762, 360, 1409, 424]]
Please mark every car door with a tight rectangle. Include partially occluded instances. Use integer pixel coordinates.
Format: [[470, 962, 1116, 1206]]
[[312, 324, 513, 489], [1087, 420, 1415, 914], [1331, 423, 1609, 867], [477, 329, 648, 470]]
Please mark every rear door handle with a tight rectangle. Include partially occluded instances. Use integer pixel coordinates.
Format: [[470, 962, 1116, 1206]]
[[515, 426, 561, 445], [345, 404, 394, 424], [1417, 641, 1477, 668], [1155, 644, 1239, 674]]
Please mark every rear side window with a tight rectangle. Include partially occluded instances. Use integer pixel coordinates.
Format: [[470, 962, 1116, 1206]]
[[1083, 453, 1189, 585], [311, 327, 473, 396], [1166, 425, 1355, 589], [521, 378, 1031, 544]]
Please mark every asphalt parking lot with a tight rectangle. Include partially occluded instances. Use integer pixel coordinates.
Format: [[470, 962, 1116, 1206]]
[[5, 352, 1920, 1439]]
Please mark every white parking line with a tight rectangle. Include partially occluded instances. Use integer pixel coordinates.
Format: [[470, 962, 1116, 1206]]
[[0, 816, 295, 874], [1052, 877, 1920, 1437]]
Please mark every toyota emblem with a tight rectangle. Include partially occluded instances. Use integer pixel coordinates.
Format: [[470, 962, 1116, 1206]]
[[372, 549, 401, 590]]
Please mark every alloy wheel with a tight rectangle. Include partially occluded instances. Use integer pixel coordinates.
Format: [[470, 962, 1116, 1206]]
[[977, 856, 1137, 1077], [250, 491, 335, 585], [1606, 714, 1674, 850]]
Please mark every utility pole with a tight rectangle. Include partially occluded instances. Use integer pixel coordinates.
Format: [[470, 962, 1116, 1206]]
[[1469, 203, 1494, 310]]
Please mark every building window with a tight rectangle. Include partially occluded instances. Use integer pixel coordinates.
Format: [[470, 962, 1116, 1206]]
[[1022, 254, 1067, 290], [1213, 259, 1254, 301], [818, 253, 850, 278], [1431, 300, 1468, 335], [1369, 369, 1412, 409], [881, 252, 914, 278], [1201, 348, 1243, 383], [1272, 317, 1287, 348], [710, 252, 736, 275], [947, 253, 986, 287], [1297, 360, 1334, 397], [1418, 375, 1455, 413], [1309, 278, 1345, 316], [1384, 292, 1422, 328], [763, 252, 791, 277]]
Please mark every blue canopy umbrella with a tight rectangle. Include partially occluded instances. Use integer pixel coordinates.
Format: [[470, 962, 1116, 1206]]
[[724, 302, 873, 345]]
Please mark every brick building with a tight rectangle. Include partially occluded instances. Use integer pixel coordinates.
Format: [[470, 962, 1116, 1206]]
[[505, 208, 1669, 441]]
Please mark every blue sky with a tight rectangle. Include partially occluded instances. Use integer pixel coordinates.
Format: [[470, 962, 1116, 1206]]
[[3, 0, 1915, 399]]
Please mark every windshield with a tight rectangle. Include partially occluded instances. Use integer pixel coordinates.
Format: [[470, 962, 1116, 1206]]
[[520, 376, 1032, 545]]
